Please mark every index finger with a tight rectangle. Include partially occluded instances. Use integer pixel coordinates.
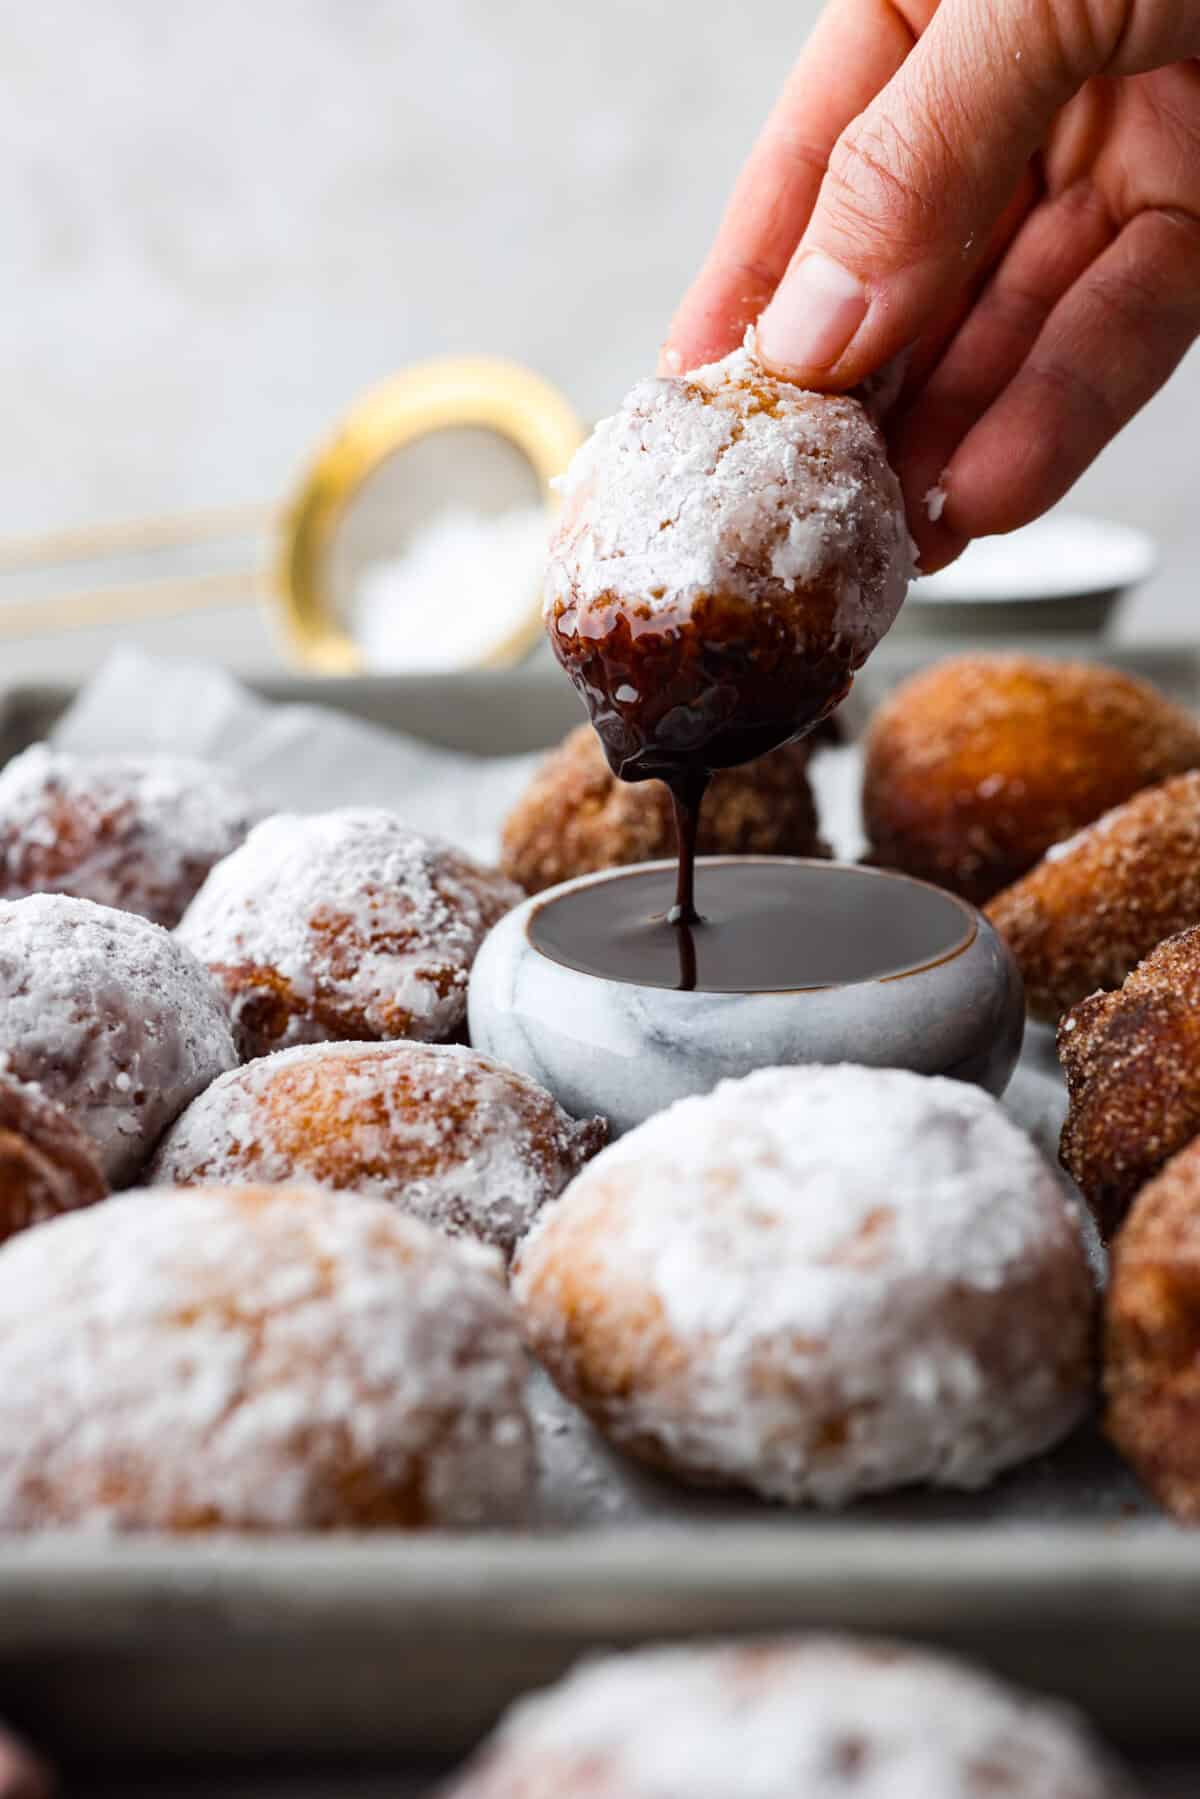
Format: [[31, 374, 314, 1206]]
[[661, 0, 928, 374]]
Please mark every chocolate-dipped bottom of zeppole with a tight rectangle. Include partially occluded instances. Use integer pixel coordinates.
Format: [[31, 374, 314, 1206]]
[[545, 334, 913, 795]]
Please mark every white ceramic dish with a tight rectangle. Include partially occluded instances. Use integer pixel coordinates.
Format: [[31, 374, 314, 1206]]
[[903, 513, 1157, 635], [470, 857, 1024, 1134]]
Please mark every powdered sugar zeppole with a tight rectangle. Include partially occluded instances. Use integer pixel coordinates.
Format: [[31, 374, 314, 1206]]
[[0, 745, 259, 927], [515, 1065, 1094, 1506], [0, 1184, 535, 1532], [442, 1637, 1135, 1799], [151, 1040, 605, 1260], [0, 894, 236, 1183], [176, 809, 522, 1062], [545, 335, 912, 784]]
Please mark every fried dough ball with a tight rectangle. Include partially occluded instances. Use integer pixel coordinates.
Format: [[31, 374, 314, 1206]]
[[500, 724, 827, 895], [545, 336, 912, 784], [988, 771, 1200, 1021], [150, 1040, 606, 1260], [0, 895, 237, 1184], [443, 1637, 1134, 1799], [0, 745, 259, 928], [0, 1072, 107, 1245], [176, 809, 522, 1063], [514, 1065, 1094, 1506], [1059, 925, 1200, 1239], [863, 655, 1200, 904], [1105, 1136, 1200, 1522], [0, 1183, 535, 1531]]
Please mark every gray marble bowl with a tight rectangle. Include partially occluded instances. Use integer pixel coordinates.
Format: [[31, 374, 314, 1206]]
[[469, 857, 1024, 1136]]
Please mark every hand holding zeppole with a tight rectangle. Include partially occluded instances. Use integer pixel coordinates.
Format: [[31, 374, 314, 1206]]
[[544, 333, 913, 786]]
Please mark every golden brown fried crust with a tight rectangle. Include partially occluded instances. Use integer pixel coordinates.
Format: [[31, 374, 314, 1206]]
[[500, 724, 827, 895], [151, 1042, 606, 1261], [1058, 926, 1200, 1239], [515, 1191, 698, 1481], [1106, 1135, 1200, 1521], [863, 655, 1200, 905], [988, 771, 1200, 1022], [0, 1074, 108, 1246]]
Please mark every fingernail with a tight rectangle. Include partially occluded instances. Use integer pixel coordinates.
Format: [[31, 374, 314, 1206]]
[[758, 251, 868, 374], [659, 345, 683, 376]]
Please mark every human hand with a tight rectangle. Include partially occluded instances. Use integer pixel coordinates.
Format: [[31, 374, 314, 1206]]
[[663, 0, 1200, 569], [0, 1725, 51, 1799]]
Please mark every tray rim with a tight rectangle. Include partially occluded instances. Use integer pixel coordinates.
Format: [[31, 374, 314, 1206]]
[[2, 1522, 1200, 1645]]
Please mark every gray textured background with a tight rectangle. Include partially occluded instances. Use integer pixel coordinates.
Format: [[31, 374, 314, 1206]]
[[1, 0, 1197, 678]]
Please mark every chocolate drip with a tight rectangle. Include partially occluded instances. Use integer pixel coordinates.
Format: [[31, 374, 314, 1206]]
[[549, 593, 853, 975], [666, 772, 709, 991]]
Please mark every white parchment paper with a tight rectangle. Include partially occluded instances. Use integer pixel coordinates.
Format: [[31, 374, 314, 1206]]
[[51, 647, 543, 863]]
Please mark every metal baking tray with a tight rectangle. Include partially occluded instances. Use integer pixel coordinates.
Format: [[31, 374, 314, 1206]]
[[2, 641, 1200, 1772]]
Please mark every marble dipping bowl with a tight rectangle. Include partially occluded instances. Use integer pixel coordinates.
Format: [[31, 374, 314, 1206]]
[[468, 857, 1024, 1137]]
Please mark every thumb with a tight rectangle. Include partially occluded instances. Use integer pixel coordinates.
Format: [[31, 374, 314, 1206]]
[[756, 0, 1112, 388]]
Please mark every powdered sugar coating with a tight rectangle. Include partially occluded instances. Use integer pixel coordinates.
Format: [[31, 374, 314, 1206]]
[[0, 745, 260, 927], [443, 1637, 1133, 1799], [176, 809, 523, 1061], [0, 895, 237, 1183], [150, 1040, 606, 1260], [0, 1183, 535, 1532], [515, 1065, 1094, 1506], [546, 334, 913, 656]]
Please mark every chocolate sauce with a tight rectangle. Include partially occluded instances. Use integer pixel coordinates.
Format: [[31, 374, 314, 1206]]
[[667, 776, 704, 989], [667, 771, 707, 927], [549, 592, 853, 787], [528, 860, 975, 995], [550, 591, 857, 986]]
